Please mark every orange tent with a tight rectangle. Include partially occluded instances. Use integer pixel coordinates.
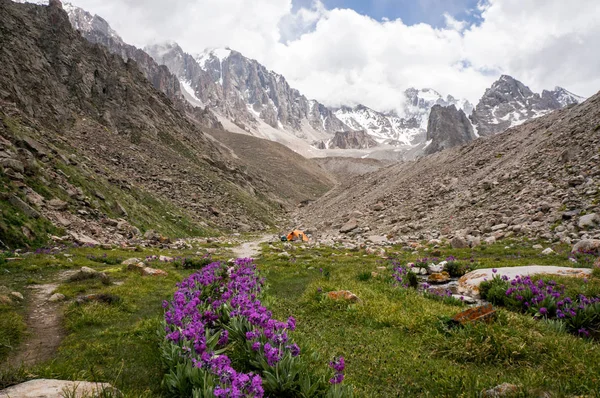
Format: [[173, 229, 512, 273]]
[[287, 229, 309, 242]]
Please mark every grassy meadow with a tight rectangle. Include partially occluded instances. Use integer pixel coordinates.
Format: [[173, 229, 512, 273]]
[[0, 238, 599, 397]]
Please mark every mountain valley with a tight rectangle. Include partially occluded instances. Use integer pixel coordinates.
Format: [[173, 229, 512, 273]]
[[1, 1, 600, 397]]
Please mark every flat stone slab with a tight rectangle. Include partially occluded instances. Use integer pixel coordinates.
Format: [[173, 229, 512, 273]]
[[458, 266, 592, 298], [0, 379, 117, 398]]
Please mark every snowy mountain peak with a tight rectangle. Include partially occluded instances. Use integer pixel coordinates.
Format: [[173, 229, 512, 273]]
[[195, 47, 233, 69], [62, 2, 123, 44], [471, 75, 585, 136], [546, 86, 586, 107]]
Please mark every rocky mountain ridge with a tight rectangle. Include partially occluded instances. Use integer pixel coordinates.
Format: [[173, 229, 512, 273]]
[[470, 75, 584, 137], [145, 43, 349, 142], [15, 1, 587, 158]]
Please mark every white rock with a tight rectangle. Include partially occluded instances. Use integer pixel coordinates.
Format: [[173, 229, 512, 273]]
[[0, 379, 117, 398], [122, 258, 142, 266], [48, 293, 66, 302], [458, 266, 593, 298], [541, 248, 555, 255]]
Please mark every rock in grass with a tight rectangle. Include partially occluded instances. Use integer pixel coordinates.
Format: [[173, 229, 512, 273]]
[[0, 379, 118, 398], [428, 272, 450, 284], [11, 291, 24, 301], [482, 382, 519, 397], [458, 266, 593, 298], [452, 304, 496, 325], [327, 290, 360, 303], [141, 267, 168, 277], [541, 248, 555, 255], [572, 239, 600, 255], [451, 236, 468, 249], [122, 258, 142, 266], [48, 293, 65, 302]]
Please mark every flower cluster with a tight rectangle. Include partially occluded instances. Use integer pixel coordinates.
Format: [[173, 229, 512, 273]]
[[163, 258, 349, 397], [329, 357, 345, 384], [482, 274, 600, 338], [164, 259, 272, 396]]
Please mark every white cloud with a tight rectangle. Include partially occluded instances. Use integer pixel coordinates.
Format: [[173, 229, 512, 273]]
[[63, 0, 600, 112]]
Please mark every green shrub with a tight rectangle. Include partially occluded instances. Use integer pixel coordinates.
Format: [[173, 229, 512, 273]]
[[178, 257, 213, 270]]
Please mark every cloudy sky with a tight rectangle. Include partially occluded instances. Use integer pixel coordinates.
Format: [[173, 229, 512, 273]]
[[63, 0, 599, 112]]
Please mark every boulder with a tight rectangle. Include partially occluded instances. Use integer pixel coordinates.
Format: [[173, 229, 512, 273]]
[[428, 272, 450, 284], [372, 202, 385, 211], [122, 258, 142, 266], [452, 304, 496, 325], [141, 267, 168, 277], [572, 239, 600, 255], [11, 291, 24, 301], [8, 195, 40, 218], [578, 213, 599, 229], [327, 290, 360, 303], [47, 198, 68, 210], [482, 383, 519, 397], [70, 233, 100, 246], [48, 293, 65, 302], [458, 266, 593, 298], [339, 219, 358, 233], [450, 236, 469, 249], [541, 248, 555, 255], [0, 379, 117, 398], [1, 158, 25, 173]]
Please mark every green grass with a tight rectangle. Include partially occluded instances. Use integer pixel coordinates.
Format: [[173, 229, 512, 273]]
[[256, 240, 600, 397], [1, 239, 599, 396], [0, 243, 234, 395]]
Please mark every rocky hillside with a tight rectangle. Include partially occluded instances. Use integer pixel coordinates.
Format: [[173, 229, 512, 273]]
[[471, 75, 584, 137], [0, 0, 334, 248], [297, 91, 600, 246], [424, 105, 475, 155]]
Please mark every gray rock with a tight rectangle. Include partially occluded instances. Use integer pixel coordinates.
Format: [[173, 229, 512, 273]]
[[122, 258, 142, 266], [1, 158, 25, 173], [578, 213, 599, 229], [450, 236, 469, 249], [47, 198, 68, 210], [8, 195, 40, 218], [572, 239, 600, 254], [541, 248, 555, 255], [11, 291, 24, 300], [340, 219, 358, 233]]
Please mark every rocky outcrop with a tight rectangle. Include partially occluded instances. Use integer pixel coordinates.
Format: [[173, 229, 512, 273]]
[[470, 75, 584, 137], [327, 130, 378, 150], [424, 105, 475, 155]]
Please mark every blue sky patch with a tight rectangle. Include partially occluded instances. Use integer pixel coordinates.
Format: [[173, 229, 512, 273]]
[[293, 0, 484, 27]]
